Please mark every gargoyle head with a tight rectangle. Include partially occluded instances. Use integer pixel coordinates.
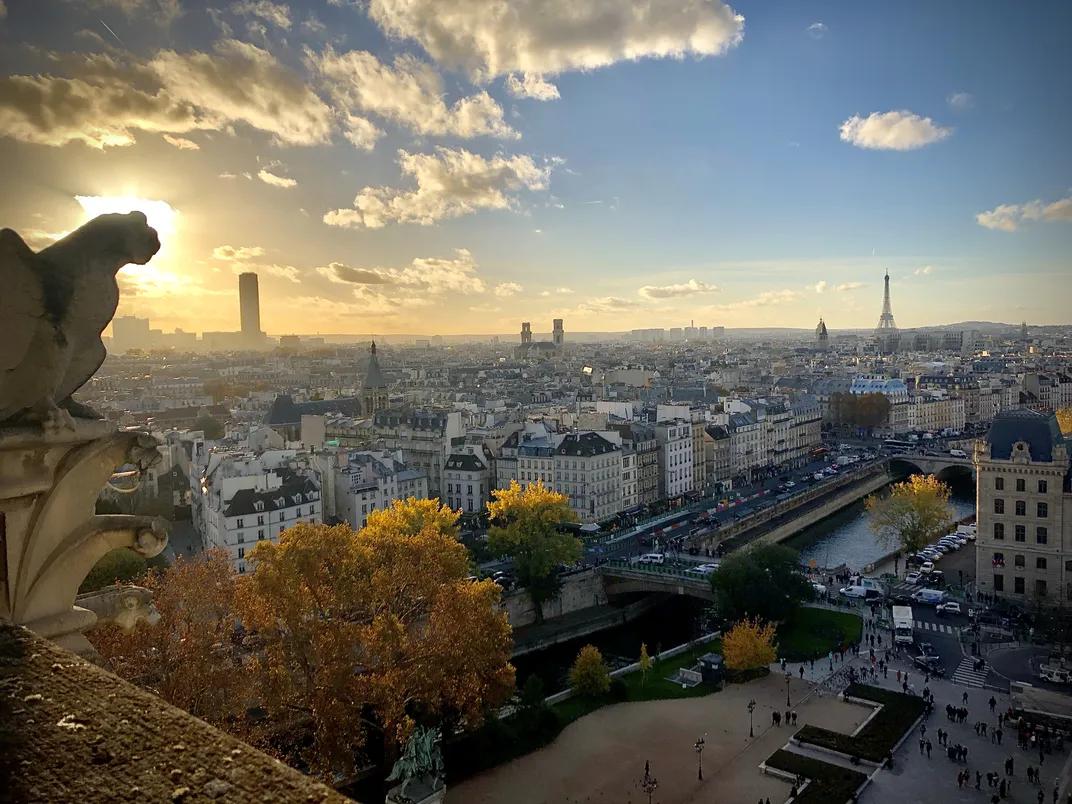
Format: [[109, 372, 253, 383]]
[[81, 211, 161, 271]]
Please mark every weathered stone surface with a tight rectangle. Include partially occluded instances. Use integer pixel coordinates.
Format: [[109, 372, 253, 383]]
[[0, 619, 356, 803], [0, 212, 159, 427]]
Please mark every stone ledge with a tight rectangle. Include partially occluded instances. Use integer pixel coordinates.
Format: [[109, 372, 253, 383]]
[[0, 619, 356, 803]]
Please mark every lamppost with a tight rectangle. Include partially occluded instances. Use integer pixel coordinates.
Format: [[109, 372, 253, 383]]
[[641, 774, 658, 804], [695, 735, 706, 780], [785, 670, 792, 707], [748, 699, 756, 738]]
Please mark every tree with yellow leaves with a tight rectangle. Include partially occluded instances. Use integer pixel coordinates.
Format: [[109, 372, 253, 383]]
[[236, 498, 515, 782], [89, 548, 245, 730], [486, 480, 581, 623], [1057, 408, 1072, 437], [638, 642, 652, 685], [722, 617, 778, 671], [866, 473, 954, 555], [569, 644, 611, 698]]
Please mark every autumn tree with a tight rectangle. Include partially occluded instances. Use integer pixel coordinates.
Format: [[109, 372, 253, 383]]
[[486, 480, 581, 624], [711, 543, 813, 623], [722, 617, 778, 671], [866, 474, 954, 555], [1057, 408, 1072, 437], [638, 643, 652, 685], [236, 500, 515, 782], [569, 645, 611, 698], [89, 549, 244, 729]]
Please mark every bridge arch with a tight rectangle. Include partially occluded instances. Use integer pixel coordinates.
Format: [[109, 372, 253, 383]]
[[889, 457, 925, 477], [935, 464, 974, 484]]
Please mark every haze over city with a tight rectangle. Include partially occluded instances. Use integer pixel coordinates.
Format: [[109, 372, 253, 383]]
[[0, 0, 1069, 337]]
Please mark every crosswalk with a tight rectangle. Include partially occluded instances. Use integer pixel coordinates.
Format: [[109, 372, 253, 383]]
[[951, 657, 988, 688], [914, 619, 957, 635]]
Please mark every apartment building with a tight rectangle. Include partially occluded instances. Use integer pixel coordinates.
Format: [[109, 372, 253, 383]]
[[334, 449, 428, 530], [974, 410, 1071, 602], [444, 445, 493, 515], [653, 420, 694, 501], [552, 432, 623, 523]]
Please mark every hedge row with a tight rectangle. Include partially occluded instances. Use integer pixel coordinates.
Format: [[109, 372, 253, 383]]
[[443, 707, 564, 783], [794, 683, 926, 762], [764, 749, 867, 804]]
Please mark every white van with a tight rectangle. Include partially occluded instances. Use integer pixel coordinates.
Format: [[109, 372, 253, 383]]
[[949, 449, 968, 459], [637, 553, 665, 565], [911, 589, 945, 605]]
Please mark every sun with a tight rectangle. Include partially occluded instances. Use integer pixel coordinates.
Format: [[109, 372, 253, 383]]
[[75, 195, 180, 254]]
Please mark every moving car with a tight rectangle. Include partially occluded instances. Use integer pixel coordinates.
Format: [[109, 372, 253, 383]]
[[904, 571, 922, 585], [914, 640, 938, 658], [637, 553, 665, 565], [936, 601, 962, 616], [912, 588, 945, 605], [840, 585, 882, 600], [685, 563, 720, 577], [912, 654, 945, 676], [949, 449, 968, 459], [811, 581, 827, 596]]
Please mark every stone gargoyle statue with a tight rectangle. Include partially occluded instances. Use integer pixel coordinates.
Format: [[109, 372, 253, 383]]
[[0, 211, 160, 430], [75, 584, 161, 632], [386, 726, 445, 802]]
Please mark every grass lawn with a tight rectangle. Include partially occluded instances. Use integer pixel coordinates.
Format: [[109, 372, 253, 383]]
[[764, 749, 867, 804], [795, 683, 926, 762], [777, 608, 863, 662], [554, 640, 722, 723]]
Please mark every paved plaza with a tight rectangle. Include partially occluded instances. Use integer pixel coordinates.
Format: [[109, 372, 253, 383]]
[[449, 643, 1072, 804], [447, 673, 867, 804]]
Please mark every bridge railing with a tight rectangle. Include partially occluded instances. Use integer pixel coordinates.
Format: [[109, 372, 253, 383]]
[[600, 559, 713, 584]]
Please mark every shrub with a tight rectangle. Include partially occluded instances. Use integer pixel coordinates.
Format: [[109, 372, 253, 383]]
[[569, 645, 611, 698], [764, 749, 866, 804], [795, 684, 926, 761], [724, 666, 771, 684], [608, 678, 628, 702]]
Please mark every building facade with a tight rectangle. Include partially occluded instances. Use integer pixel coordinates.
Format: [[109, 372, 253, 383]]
[[974, 410, 1071, 603], [653, 420, 693, 501], [552, 432, 622, 523], [444, 447, 492, 515]]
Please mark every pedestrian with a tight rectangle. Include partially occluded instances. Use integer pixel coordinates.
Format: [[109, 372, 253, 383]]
[[800, 665, 805, 679], [920, 738, 926, 755], [922, 723, 928, 738], [1028, 767, 1035, 784], [884, 665, 888, 678], [903, 680, 909, 694], [927, 739, 933, 758], [991, 696, 998, 713], [1040, 791, 1047, 804], [1041, 748, 1045, 765], [1001, 779, 1007, 797], [998, 728, 1004, 745], [977, 771, 983, 790], [644, 760, 650, 778], [964, 691, 970, 706], [898, 669, 902, 683], [983, 722, 988, 737], [792, 711, 797, 726], [959, 772, 965, 788]]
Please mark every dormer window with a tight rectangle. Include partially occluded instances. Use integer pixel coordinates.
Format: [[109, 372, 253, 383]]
[[275, 497, 285, 507], [293, 494, 302, 504], [254, 501, 265, 512]]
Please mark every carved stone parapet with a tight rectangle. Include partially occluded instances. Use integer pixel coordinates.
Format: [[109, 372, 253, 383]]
[[386, 780, 446, 804], [0, 419, 169, 658]]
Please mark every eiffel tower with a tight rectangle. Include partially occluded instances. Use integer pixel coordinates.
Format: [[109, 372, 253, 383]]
[[876, 269, 897, 331]]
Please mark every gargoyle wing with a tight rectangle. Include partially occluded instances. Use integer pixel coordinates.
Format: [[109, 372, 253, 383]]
[[0, 229, 47, 374]]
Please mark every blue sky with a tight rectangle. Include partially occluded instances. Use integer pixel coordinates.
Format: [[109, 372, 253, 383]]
[[0, 0, 1069, 336]]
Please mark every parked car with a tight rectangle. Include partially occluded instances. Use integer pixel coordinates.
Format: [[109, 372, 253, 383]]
[[920, 560, 935, 573], [841, 585, 881, 600], [921, 570, 945, 587], [936, 601, 962, 616], [811, 581, 827, 596], [905, 571, 922, 585]]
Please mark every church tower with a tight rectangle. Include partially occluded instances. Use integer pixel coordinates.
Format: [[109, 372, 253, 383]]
[[815, 317, 829, 350], [360, 341, 389, 416]]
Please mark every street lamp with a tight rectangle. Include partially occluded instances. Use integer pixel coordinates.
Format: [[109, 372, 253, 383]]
[[641, 774, 658, 804], [785, 671, 792, 707], [748, 699, 756, 738], [695, 735, 706, 780]]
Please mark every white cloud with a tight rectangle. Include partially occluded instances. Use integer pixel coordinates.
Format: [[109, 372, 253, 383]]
[[21, 228, 69, 249], [312, 48, 517, 140], [807, 22, 826, 38], [163, 133, 199, 149], [839, 110, 952, 151], [494, 282, 524, 297], [638, 279, 720, 299], [947, 92, 973, 110], [834, 281, 865, 291], [302, 12, 326, 34], [469, 304, 502, 313], [258, 167, 296, 187], [253, 263, 301, 282], [320, 249, 487, 294], [232, 0, 291, 30], [213, 245, 265, 261], [219, 171, 238, 179], [365, 0, 744, 82], [913, 265, 934, 276], [712, 289, 803, 311], [69, 0, 183, 26], [341, 113, 384, 151], [539, 287, 573, 296], [812, 280, 827, 293], [151, 39, 335, 146], [976, 197, 1072, 231], [506, 73, 560, 101], [324, 147, 552, 229]]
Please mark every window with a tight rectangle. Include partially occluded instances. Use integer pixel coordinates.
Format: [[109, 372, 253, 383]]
[[1014, 576, 1025, 594], [1015, 525, 1026, 542], [258, 529, 265, 540], [1036, 579, 1048, 597], [362, 504, 367, 515], [1037, 527, 1048, 544], [447, 483, 453, 493], [257, 515, 264, 526], [995, 476, 1004, 490], [1067, 560, 1072, 572], [994, 523, 1005, 540], [993, 573, 1004, 592], [1015, 554, 1025, 567], [237, 518, 245, 528], [238, 564, 245, 574], [468, 485, 473, 495], [1037, 557, 1048, 570], [1038, 502, 1049, 518], [467, 499, 473, 512], [238, 547, 245, 559], [994, 499, 1005, 514], [1016, 478, 1026, 492], [1039, 479, 1048, 493], [279, 512, 285, 522], [1015, 500, 1026, 516]]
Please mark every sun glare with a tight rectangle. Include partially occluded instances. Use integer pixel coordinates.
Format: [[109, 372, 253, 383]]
[[75, 195, 179, 257]]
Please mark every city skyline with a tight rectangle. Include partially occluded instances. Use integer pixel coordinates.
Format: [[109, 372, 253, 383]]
[[1, 1, 1070, 336]]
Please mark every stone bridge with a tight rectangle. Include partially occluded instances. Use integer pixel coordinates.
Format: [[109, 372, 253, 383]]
[[888, 453, 975, 482], [598, 561, 717, 602]]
